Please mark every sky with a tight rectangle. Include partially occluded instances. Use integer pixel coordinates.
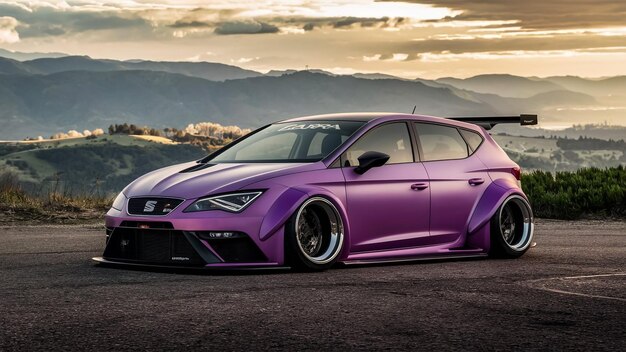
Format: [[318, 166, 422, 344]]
[[0, 0, 625, 79]]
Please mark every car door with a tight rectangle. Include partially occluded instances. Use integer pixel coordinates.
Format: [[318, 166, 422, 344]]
[[341, 122, 431, 253], [413, 122, 489, 244]]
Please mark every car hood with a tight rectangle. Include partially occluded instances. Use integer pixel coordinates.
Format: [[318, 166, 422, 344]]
[[123, 162, 321, 199]]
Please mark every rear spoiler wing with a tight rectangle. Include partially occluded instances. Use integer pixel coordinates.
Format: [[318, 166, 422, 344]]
[[447, 114, 538, 130]]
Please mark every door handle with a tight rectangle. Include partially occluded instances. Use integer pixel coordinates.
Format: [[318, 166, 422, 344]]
[[411, 183, 429, 191], [468, 178, 485, 186]]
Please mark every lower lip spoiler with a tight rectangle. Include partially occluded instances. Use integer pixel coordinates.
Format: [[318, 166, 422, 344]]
[[92, 257, 290, 271]]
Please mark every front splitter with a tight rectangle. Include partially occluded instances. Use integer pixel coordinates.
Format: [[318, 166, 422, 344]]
[[92, 257, 291, 271]]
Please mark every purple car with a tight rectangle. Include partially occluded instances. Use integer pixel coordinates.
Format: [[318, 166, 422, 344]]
[[94, 112, 537, 271]]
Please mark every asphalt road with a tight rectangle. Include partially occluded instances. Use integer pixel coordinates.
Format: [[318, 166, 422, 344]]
[[0, 220, 624, 351]]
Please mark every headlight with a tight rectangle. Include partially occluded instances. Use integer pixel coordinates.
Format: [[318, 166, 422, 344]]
[[184, 191, 263, 213], [111, 192, 126, 211]]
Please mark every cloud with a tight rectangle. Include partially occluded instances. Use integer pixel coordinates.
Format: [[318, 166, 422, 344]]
[[0, 16, 20, 43], [389, 34, 626, 54], [388, 0, 626, 30], [299, 16, 405, 31], [214, 20, 279, 35], [362, 52, 417, 62], [186, 51, 216, 61], [0, 3, 150, 39], [169, 20, 212, 29]]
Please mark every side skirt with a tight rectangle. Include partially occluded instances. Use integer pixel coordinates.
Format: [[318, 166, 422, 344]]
[[341, 252, 488, 266]]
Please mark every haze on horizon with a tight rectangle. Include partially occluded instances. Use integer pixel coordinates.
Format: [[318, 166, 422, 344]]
[[0, 1, 625, 79]]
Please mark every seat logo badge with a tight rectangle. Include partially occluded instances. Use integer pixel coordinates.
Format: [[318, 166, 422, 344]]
[[144, 200, 157, 212]]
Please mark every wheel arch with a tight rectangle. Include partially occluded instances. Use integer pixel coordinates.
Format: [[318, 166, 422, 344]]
[[468, 178, 529, 234], [258, 187, 350, 254]]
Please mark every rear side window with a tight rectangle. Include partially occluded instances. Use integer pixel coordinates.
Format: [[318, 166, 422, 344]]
[[459, 129, 484, 153], [414, 123, 469, 161]]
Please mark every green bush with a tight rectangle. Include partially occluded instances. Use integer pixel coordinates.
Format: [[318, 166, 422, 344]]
[[523, 166, 626, 219]]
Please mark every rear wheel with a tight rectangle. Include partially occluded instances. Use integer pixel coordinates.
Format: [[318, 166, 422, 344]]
[[489, 195, 534, 258], [285, 197, 344, 271]]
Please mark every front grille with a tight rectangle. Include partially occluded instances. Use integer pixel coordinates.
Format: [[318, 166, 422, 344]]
[[127, 197, 184, 216], [103, 227, 206, 266], [120, 221, 174, 229]]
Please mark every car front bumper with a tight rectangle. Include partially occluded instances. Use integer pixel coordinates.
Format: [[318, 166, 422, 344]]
[[98, 210, 286, 268]]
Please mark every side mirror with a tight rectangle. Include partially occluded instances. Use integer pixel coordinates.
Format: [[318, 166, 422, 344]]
[[354, 151, 390, 174]]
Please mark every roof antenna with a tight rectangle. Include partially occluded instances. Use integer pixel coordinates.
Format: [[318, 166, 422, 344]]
[[411, 105, 416, 114]]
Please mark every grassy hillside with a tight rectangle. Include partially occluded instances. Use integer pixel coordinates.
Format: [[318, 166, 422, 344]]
[[2, 132, 624, 194], [493, 135, 626, 171], [0, 135, 206, 194], [1, 131, 624, 222]]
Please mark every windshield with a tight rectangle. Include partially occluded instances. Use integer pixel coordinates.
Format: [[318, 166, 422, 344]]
[[208, 120, 365, 163]]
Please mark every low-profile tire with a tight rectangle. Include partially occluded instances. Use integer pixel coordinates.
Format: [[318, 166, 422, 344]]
[[285, 197, 345, 271], [489, 195, 534, 258]]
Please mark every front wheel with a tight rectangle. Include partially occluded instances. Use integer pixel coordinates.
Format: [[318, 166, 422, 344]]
[[489, 195, 534, 258], [285, 197, 345, 271]]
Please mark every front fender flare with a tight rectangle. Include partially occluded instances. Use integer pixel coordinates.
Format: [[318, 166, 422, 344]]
[[259, 188, 309, 241], [258, 186, 350, 257]]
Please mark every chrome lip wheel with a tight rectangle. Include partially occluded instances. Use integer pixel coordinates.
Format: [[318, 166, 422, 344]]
[[295, 197, 344, 265], [498, 195, 534, 251], [297, 208, 324, 256], [501, 204, 516, 244]]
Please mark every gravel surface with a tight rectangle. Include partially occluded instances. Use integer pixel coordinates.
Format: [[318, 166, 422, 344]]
[[0, 219, 624, 351]]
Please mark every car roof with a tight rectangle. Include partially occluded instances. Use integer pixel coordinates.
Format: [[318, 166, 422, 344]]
[[280, 112, 393, 122]]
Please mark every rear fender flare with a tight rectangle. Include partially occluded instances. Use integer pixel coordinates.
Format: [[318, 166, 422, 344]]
[[468, 178, 527, 234]]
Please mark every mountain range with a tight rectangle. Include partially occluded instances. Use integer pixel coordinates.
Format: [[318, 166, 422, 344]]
[[0, 54, 624, 140]]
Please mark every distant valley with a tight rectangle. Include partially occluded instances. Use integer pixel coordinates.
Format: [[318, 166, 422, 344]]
[[0, 55, 625, 140]]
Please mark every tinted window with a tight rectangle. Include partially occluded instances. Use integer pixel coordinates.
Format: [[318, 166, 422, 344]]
[[234, 132, 297, 160], [415, 123, 469, 161], [307, 132, 350, 157], [344, 123, 414, 167], [209, 120, 364, 163], [459, 129, 484, 152]]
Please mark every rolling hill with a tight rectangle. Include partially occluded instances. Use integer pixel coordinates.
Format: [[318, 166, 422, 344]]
[[436, 74, 566, 98], [0, 134, 205, 193], [1, 131, 623, 195], [0, 55, 262, 81], [0, 54, 623, 140], [0, 70, 499, 139], [542, 76, 626, 97]]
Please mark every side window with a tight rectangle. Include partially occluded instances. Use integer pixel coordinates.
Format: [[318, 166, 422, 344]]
[[415, 123, 469, 161], [459, 129, 484, 153], [344, 123, 414, 167]]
